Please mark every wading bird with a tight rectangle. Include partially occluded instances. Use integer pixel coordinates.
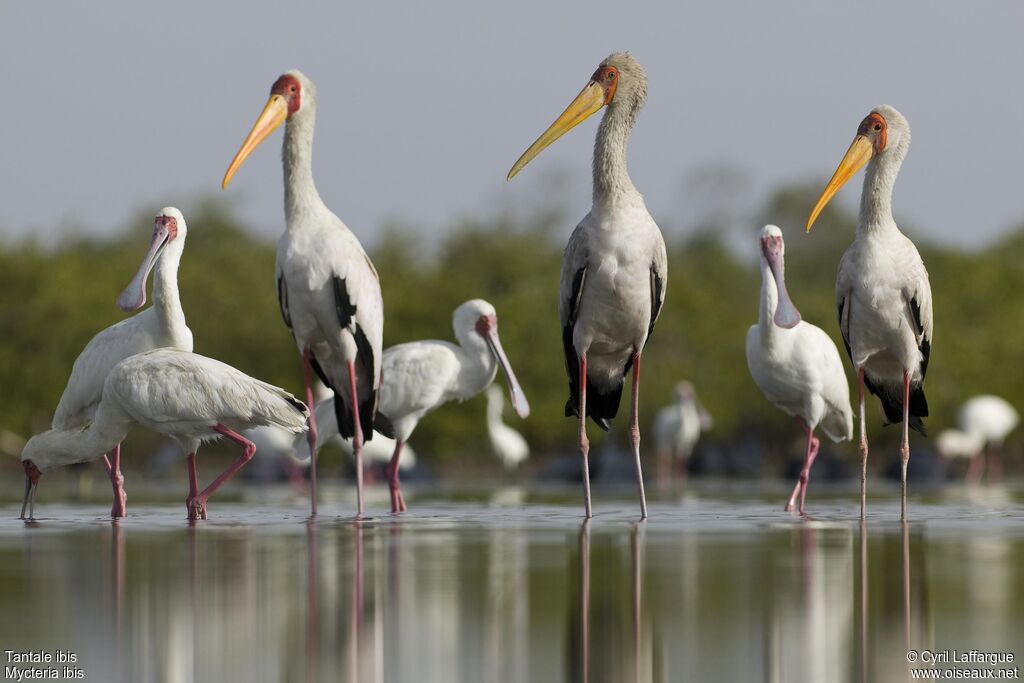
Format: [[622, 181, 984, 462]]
[[309, 300, 529, 513], [745, 225, 853, 514], [507, 52, 666, 519], [49, 208, 193, 518], [485, 385, 530, 470], [807, 105, 932, 520], [943, 395, 1019, 482], [651, 381, 711, 485], [20, 348, 308, 521], [223, 70, 383, 517]]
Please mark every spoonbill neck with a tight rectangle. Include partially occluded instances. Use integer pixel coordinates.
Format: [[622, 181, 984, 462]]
[[282, 107, 328, 225], [454, 338, 499, 399], [151, 239, 188, 334], [592, 103, 640, 206], [26, 400, 132, 471], [859, 145, 906, 232]]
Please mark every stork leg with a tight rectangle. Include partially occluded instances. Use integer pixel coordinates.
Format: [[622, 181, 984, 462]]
[[347, 359, 365, 518], [185, 452, 203, 521], [899, 371, 911, 521], [785, 418, 819, 514], [108, 444, 127, 518], [965, 450, 985, 484], [857, 367, 868, 519], [629, 352, 648, 520], [387, 440, 407, 514], [301, 348, 319, 517], [186, 425, 257, 521], [579, 352, 593, 519]]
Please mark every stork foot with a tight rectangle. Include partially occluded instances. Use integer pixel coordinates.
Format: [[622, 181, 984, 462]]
[[186, 495, 208, 521]]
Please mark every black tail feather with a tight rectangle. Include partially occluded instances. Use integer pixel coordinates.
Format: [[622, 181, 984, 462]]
[[864, 373, 929, 436], [562, 324, 625, 431]]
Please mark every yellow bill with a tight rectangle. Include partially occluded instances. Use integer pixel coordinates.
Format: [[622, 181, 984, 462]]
[[806, 135, 874, 232], [222, 95, 289, 189], [507, 81, 607, 181]]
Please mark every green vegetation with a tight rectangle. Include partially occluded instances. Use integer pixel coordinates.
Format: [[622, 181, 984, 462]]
[[1, 187, 1021, 469]]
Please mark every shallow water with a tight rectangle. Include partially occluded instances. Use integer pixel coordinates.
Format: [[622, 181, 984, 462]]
[[0, 484, 1022, 683]]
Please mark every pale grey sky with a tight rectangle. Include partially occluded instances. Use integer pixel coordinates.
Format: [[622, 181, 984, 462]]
[[2, 1, 1022, 248]]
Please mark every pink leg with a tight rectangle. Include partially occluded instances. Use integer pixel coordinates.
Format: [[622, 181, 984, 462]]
[[109, 444, 127, 518], [965, 451, 985, 484], [629, 353, 648, 519], [579, 352, 593, 519], [348, 360, 365, 518], [798, 436, 820, 515], [186, 425, 257, 521], [899, 371, 911, 521], [988, 447, 1003, 483], [185, 452, 202, 520], [301, 348, 319, 517], [858, 367, 869, 519], [387, 440, 407, 514]]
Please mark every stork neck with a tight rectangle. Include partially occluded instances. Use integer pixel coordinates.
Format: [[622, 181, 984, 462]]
[[152, 241, 187, 334], [282, 108, 328, 225], [592, 103, 639, 207], [859, 148, 903, 232]]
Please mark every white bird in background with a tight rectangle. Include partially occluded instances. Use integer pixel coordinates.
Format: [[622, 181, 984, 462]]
[[507, 53, 667, 519], [20, 348, 308, 521], [223, 70, 384, 518], [939, 395, 1019, 483], [651, 381, 712, 485], [485, 385, 529, 470], [807, 105, 933, 520], [311, 300, 529, 513], [49, 208, 193, 518], [746, 225, 853, 514]]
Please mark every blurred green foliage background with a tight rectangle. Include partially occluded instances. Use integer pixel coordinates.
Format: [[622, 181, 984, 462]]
[[1, 183, 1021, 474]]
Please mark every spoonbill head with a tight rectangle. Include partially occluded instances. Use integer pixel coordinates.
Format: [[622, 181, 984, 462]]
[[118, 208, 189, 312], [758, 225, 801, 329], [454, 299, 530, 419]]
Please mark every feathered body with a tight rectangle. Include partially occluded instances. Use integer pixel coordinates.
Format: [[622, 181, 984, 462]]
[[958, 395, 1019, 446], [652, 382, 711, 464]]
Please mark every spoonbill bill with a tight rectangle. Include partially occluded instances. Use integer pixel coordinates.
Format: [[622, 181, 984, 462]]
[[507, 53, 666, 519], [223, 70, 383, 517], [807, 105, 933, 520]]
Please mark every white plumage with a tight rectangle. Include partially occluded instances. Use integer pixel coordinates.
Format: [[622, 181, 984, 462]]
[[485, 385, 529, 470], [746, 225, 853, 514], [50, 208, 192, 517], [938, 395, 1019, 483], [223, 70, 384, 517], [807, 105, 933, 520], [311, 299, 529, 512], [20, 348, 308, 520], [652, 381, 711, 482]]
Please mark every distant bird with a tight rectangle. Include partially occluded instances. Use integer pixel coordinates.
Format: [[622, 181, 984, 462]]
[[485, 385, 529, 470], [935, 429, 986, 482], [49, 208, 192, 518], [943, 395, 1019, 483], [651, 381, 711, 484], [507, 52, 666, 519], [20, 348, 308, 521], [223, 70, 384, 517], [807, 105, 933, 520], [746, 225, 853, 514], [311, 300, 529, 513]]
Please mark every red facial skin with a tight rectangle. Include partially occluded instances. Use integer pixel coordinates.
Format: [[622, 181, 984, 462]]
[[271, 74, 302, 117], [23, 460, 41, 484], [590, 65, 619, 104], [858, 112, 888, 155], [475, 314, 497, 336], [155, 214, 178, 240]]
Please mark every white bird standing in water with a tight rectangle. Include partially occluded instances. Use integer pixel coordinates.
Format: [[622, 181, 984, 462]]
[[223, 70, 384, 517], [20, 348, 308, 521], [807, 105, 933, 520], [651, 381, 711, 485], [745, 225, 853, 514], [939, 395, 1019, 482], [485, 385, 529, 470], [49, 208, 193, 518], [507, 53, 666, 519], [308, 300, 529, 513]]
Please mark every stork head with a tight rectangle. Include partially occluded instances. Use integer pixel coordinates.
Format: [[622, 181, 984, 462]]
[[117, 207, 188, 312], [507, 52, 647, 180], [222, 70, 316, 188], [806, 105, 911, 231], [454, 300, 530, 419], [759, 225, 801, 329]]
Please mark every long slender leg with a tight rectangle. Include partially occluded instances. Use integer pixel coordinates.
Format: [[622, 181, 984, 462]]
[[965, 450, 984, 484], [858, 367, 869, 520], [301, 348, 319, 517], [579, 353, 593, 519], [185, 452, 201, 520], [785, 417, 812, 512], [187, 425, 257, 520], [348, 359, 365, 518], [899, 371, 911, 521], [798, 435, 820, 515], [109, 443, 127, 518], [387, 440, 407, 514], [629, 353, 648, 520], [579, 520, 591, 683]]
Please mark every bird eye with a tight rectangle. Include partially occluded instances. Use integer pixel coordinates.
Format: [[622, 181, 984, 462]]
[[873, 123, 882, 131], [290, 86, 297, 93]]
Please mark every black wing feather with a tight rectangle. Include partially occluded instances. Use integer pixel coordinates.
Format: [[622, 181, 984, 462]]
[[328, 276, 377, 442], [646, 264, 664, 343], [277, 275, 293, 330]]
